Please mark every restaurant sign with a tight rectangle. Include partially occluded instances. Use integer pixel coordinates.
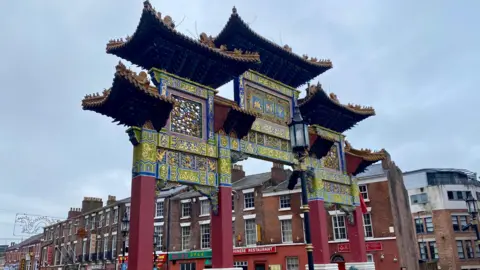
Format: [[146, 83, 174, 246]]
[[169, 251, 212, 260], [365, 242, 383, 251], [233, 246, 277, 255]]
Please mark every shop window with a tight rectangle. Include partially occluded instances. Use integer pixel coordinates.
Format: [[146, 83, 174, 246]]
[[200, 224, 210, 249], [181, 226, 190, 250], [279, 195, 291, 209], [234, 261, 248, 270], [244, 192, 255, 209], [281, 220, 293, 243], [181, 203, 191, 218], [286, 257, 299, 270], [332, 215, 347, 240], [245, 219, 257, 246], [200, 200, 210, 216], [180, 263, 196, 270]]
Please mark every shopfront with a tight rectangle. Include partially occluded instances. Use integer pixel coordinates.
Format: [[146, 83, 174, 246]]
[[167, 244, 307, 270], [117, 253, 167, 270]]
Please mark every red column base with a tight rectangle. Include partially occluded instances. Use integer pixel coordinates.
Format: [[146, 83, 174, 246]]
[[309, 200, 331, 264], [347, 207, 367, 262], [128, 175, 156, 270], [211, 186, 234, 268]]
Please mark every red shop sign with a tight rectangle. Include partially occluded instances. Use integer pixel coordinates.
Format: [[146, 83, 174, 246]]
[[233, 246, 277, 255], [365, 242, 383, 251], [337, 243, 350, 253]]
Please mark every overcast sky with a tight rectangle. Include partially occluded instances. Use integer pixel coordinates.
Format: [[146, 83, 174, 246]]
[[0, 0, 478, 241]]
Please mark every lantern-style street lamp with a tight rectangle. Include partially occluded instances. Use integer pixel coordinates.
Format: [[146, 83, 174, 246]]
[[121, 210, 130, 270], [288, 102, 314, 270]]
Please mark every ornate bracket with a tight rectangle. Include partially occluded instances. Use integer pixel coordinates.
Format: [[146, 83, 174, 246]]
[[305, 168, 316, 194], [231, 151, 249, 163], [193, 186, 219, 215], [339, 205, 356, 225], [126, 127, 140, 146], [155, 179, 168, 196]]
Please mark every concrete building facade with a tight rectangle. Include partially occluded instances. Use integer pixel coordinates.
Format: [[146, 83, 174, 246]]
[[403, 168, 480, 270]]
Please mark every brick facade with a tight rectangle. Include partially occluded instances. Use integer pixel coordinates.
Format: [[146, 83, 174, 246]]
[[164, 164, 400, 270]]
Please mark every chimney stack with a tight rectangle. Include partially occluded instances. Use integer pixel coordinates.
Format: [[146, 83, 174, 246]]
[[81, 197, 103, 213], [232, 164, 245, 182], [67, 207, 82, 219], [107, 195, 117, 206], [271, 163, 287, 185]]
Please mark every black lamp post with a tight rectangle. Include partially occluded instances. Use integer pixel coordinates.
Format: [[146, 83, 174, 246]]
[[288, 102, 314, 270], [465, 195, 480, 243], [121, 210, 130, 270]]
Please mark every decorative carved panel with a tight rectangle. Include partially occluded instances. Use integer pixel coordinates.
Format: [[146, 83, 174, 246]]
[[170, 95, 203, 138]]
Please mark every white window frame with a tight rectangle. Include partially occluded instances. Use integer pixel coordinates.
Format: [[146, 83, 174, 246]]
[[367, 254, 374, 262], [113, 208, 118, 224], [155, 199, 165, 218], [279, 195, 291, 210], [181, 202, 191, 218], [200, 200, 211, 217], [363, 213, 374, 239], [103, 236, 108, 259], [99, 214, 104, 228], [181, 225, 191, 250], [243, 190, 255, 210], [280, 219, 293, 243], [286, 257, 299, 270], [200, 224, 211, 249], [111, 234, 117, 257], [332, 215, 348, 240], [91, 216, 95, 230], [244, 217, 257, 246], [105, 211, 110, 226], [359, 185, 369, 201]]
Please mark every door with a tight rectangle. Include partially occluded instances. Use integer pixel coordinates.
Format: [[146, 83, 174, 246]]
[[336, 262, 346, 270], [255, 263, 266, 270]]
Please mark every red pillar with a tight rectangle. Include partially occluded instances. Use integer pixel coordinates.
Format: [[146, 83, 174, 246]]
[[211, 186, 234, 268], [129, 175, 156, 270], [309, 200, 331, 264], [346, 207, 367, 262]]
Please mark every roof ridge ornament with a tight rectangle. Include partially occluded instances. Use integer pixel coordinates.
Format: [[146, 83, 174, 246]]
[[232, 6, 237, 14]]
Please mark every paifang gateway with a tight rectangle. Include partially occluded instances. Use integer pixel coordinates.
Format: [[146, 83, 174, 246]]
[[81, 1, 395, 270]]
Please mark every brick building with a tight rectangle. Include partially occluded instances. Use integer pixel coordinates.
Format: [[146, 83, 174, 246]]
[[39, 184, 186, 270], [164, 163, 400, 270], [404, 168, 480, 270], [4, 234, 42, 270]]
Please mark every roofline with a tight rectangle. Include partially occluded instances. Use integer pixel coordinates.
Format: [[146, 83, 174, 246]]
[[44, 187, 185, 230], [403, 168, 477, 177]]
